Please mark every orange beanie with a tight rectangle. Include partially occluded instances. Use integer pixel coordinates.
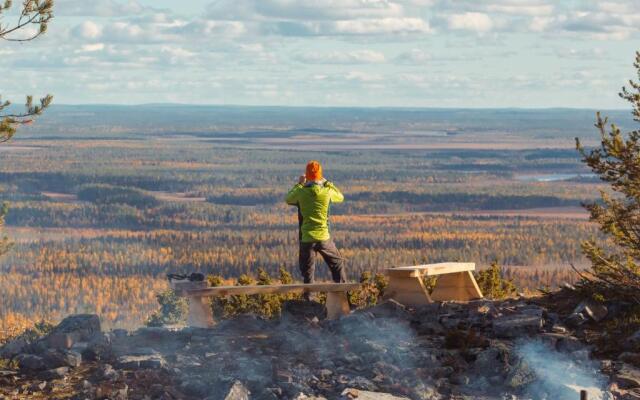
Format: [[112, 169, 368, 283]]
[[305, 160, 323, 181]]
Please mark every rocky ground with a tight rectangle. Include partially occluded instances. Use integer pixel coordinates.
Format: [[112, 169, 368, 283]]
[[1, 290, 639, 400]]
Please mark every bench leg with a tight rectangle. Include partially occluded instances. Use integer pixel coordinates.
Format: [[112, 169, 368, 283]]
[[326, 292, 350, 319], [187, 296, 215, 328], [430, 271, 483, 301], [383, 275, 432, 307]]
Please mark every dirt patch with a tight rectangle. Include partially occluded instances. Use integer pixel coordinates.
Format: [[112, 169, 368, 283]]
[[146, 191, 206, 203], [41, 192, 78, 203]]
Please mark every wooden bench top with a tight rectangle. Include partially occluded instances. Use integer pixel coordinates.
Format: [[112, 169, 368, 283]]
[[387, 262, 475, 277], [173, 282, 361, 297]]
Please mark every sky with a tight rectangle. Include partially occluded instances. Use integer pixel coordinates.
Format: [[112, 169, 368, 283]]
[[1, 0, 640, 108]]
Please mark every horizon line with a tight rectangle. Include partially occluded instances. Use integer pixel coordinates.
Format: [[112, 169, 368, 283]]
[[46, 103, 629, 112]]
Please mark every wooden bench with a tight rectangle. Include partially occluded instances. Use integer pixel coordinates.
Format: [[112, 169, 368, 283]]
[[170, 280, 361, 328], [384, 262, 483, 306]]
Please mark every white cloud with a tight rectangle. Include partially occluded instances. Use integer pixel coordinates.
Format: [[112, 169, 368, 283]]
[[57, 0, 159, 17], [176, 20, 247, 37], [558, 12, 636, 40], [5, 0, 639, 107], [160, 46, 196, 65], [78, 43, 106, 53], [330, 18, 431, 35], [447, 12, 493, 33], [345, 71, 383, 82], [555, 47, 607, 60], [261, 17, 431, 36], [528, 16, 555, 32], [73, 21, 103, 40], [395, 49, 430, 64], [485, 1, 554, 17], [434, 0, 554, 17], [207, 0, 406, 21], [296, 49, 386, 64], [203, 0, 431, 37], [596, 1, 640, 14]]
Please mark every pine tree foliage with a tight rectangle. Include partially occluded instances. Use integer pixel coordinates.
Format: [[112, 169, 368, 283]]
[[0, 0, 53, 142], [145, 289, 188, 327], [576, 51, 640, 303], [0, 0, 53, 41], [348, 271, 388, 307], [475, 261, 516, 299], [206, 270, 300, 319]]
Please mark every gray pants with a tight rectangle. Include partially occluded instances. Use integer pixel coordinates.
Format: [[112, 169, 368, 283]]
[[299, 240, 346, 283]]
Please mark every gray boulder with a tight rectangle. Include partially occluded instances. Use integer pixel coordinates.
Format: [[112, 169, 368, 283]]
[[16, 354, 46, 372], [115, 354, 166, 370], [38, 366, 70, 380], [572, 300, 608, 322], [180, 379, 211, 397], [556, 335, 584, 353], [474, 342, 511, 376], [506, 360, 536, 389], [364, 299, 410, 320], [41, 349, 82, 369], [95, 382, 128, 400], [51, 314, 101, 341], [91, 363, 119, 382], [620, 352, 640, 365], [492, 314, 543, 338], [0, 338, 28, 358], [46, 333, 74, 350], [626, 330, 640, 351], [617, 363, 640, 389], [81, 332, 112, 361]]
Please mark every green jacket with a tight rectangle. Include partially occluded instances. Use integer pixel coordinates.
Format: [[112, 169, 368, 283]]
[[285, 181, 344, 243]]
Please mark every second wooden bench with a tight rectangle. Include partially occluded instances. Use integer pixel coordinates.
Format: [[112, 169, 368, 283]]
[[384, 262, 483, 307]]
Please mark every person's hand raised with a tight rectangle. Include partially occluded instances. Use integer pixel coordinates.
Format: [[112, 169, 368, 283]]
[[298, 175, 306, 185]]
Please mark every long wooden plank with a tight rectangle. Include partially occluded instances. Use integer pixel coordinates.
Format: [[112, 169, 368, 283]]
[[176, 283, 361, 297], [389, 262, 475, 276]]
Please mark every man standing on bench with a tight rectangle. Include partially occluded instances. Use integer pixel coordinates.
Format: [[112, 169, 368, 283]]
[[286, 160, 346, 293]]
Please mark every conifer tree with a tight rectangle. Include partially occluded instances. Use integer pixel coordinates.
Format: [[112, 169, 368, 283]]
[[475, 261, 516, 299], [576, 51, 640, 303], [0, 0, 54, 142], [0, 0, 53, 258]]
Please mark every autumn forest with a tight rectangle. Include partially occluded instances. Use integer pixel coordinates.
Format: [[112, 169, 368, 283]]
[[0, 105, 618, 338]]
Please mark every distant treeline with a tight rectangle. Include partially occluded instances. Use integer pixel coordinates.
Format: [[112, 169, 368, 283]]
[[77, 184, 159, 209], [346, 192, 579, 211], [208, 191, 579, 211]]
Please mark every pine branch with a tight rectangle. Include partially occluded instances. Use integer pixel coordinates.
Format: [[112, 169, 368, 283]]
[[0, 0, 54, 42], [0, 94, 52, 142]]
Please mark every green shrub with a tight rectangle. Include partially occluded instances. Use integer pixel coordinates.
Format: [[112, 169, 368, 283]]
[[146, 289, 188, 326], [207, 269, 389, 319], [475, 261, 517, 299], [208, 267, 304, 319], [348, 271, 388, 307]]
